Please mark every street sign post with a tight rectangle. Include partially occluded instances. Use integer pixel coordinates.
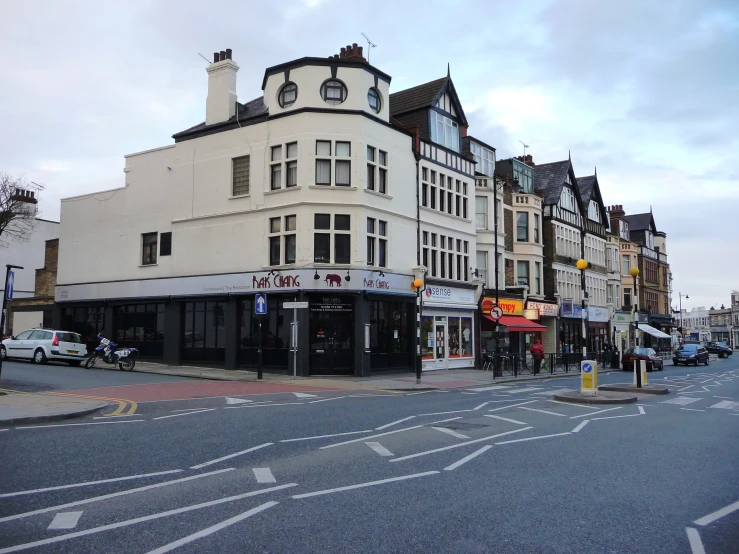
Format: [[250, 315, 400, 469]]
[[284, 300, 308, 378], [255, 294, 267, 315], [254, 294, 267, 379], [491, 306, 503, 320], [0, 264, 24, 379], [580, 360, 598, 396]]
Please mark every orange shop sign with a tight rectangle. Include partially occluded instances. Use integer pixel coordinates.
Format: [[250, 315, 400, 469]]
[[481, 297, 523, 315]]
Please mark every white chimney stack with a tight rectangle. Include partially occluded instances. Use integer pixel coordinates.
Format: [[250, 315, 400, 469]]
[[206, 49, 239, 126]]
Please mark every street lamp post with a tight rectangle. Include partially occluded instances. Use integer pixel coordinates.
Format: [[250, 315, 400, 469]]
[[678, 292, 689, 341], [412, 278, 425, 385], [630, 266, 642, 387], [0, 264, 24, 379], [576, 259, 588, 360]]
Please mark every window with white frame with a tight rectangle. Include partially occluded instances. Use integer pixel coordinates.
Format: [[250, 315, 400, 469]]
[[315, 141, 351, 187], [513, 160, 534, 194], [270, 142, 298, 190], [366, 146, 388, 194], [470, 142, 495, 176], [314, 213, 350, 264], [560, 187, 575, 212], [321, 79, 347, 105], [430, 111, 459, 152], [476, 251, 488, 286], [475, 196, 487, 229], [367, 218, 387, 268], [588, 200, 601, 222], [268, 215, 297, 266], [516, 212, 529, 242], [534, 213, 540, 243], [535, 261, 541, 295], [517, 260, 529, 287]]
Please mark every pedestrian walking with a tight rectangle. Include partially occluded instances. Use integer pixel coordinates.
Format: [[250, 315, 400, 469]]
[[530, 339, 545, 374]]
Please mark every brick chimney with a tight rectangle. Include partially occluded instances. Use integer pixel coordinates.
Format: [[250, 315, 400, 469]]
[[206, 48, 239, 125], [608, 204, 626, 237], [516, 155, 535, 167], [332, 43, 366, 62], [10, 188, 38, 205]]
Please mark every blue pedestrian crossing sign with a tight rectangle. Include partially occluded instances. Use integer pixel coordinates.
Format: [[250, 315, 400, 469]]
[[5, 271, 14, 301], [255, 293, 267, 315]]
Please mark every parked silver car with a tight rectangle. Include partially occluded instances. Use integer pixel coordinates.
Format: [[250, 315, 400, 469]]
[[1, 329, 88, 365]]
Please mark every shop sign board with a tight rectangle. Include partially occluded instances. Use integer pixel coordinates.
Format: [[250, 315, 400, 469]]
[[424, 285, 476, 305], [310, 296, 352, 313], [525, 300, 559, 318], [481, 297, 523, 315]]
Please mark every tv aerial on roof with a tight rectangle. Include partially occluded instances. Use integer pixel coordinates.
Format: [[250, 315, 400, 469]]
[[362, 33, 377, 63], [519, 140, 529, 157]]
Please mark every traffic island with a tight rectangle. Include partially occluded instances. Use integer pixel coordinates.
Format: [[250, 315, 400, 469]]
[[554, 390, 638, 405], [598, 384, 669, 395], [0, 393, 108, 425]]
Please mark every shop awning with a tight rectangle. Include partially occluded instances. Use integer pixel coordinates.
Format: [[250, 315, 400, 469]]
[[485, 314, 546, 332], [638, 323, 671, 339]]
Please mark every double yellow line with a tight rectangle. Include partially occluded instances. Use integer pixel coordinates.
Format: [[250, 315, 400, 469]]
[[0, 388, 137, 416]]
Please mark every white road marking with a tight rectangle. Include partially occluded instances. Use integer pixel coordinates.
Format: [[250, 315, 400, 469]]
[[700, 378, 713, 383], [487, 400, 538, 412], [548, 400, 600, 409], [225, 397, 253, 405], [190, 443, 273, 469], [375, 416, 415, 430], [405, 391, 435, 396], [533, 389, 573, 396], [16, 420, 144, 430], [518, 406, 567, 417], [144, 502, 278, 554], [418, 409, 474, 416], [467, 385, 511, 392], [365, 442, 394, 457], [152, 409, 216, 420], [252, 468, 276, 483], [662, 397, 701, 406], [0, 468, 234, 524], [591, 414, 643, 420], [710, 400, 739, 409], [0, 485, 295, 554], [0, 429, 8, 432], [309, 396, 347, 404], [226, 402, 305, 409], [694, 499, 739, 526], [495, 432, 572, 445], [0, 469, 183, 498], [47, 511, 83, 530], [681, 408, 706, 412], [685, 527, 706, 554], [678, 385, 695, 391], [570, 407, 622, 419], [292, 392, 318, 398], [280, 430, 373, 443], [714, 396, 732, 399], [431, 427, 470, 439], [348, 394, 398, 397], [460, 392, 478, 395], [571, 420, 589, 433], [504, 387, 544, 394], [473, 402, 490, 410], [443, 445, 492, 471], [483, 414, 528, 425], [292, 472, 438, 499], [638, 406, 645, 415], [701, 387, 711, 392], [320, 425, 426, 449], [390, 428, 531, 463]]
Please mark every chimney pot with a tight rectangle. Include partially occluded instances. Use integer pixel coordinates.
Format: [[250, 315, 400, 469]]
[[225, 48, 232, 60], [340, 47, 346, 57], [358, 46, 363, 57], [213, 52, 220, 63], [352, 42, 358, 49], [219, 50, 226, 60]]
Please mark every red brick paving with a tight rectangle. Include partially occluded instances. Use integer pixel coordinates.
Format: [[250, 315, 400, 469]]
[[63, 381, 344, 402]]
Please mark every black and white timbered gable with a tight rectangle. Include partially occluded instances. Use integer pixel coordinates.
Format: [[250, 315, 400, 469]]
[[534, 159, 584, 229], [576, 174, 607, 238]]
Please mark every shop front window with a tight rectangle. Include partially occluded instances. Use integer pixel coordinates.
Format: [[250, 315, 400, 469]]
[[114, 303, 165, 357], [421, 316, 434, 359], [449, 317, 460, 358], [461, 317, 473, 357], [182, 301, 226, 363], [61, 306, 105, 348], [238, 297, 290, 368], [369, 301, 410, 369]]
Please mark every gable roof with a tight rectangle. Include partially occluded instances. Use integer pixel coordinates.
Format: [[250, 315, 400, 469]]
[[389, 76, 468, 125], [625, 212, 657, 232], [534, 160, 573, 205], [173, 96, 268, 141], [576, 175, 597, 205]]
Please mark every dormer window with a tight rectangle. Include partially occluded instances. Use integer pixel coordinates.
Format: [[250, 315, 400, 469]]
[[367, 88, 381, 113], [430, 111, 459, 152], [588, 200, 601, 222], [321, 79, 347, 105], [560, 187, 575, 212], [278, 82, 298, 107]]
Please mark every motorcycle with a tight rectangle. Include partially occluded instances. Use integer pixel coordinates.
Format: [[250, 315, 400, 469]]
[[84, 334, 138, 371]]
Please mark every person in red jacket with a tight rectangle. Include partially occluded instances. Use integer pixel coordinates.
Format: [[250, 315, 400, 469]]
[[531, 339, 545, 374]]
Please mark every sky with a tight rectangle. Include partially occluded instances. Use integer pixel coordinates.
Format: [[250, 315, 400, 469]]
[[1, 0, 737, 311]]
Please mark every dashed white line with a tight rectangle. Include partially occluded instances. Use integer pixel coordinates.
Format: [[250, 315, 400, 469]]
[[570, 407, 622, 419], [487, 400, 538, 412], [280, 430, 373, 443], [694, 499, 739, 526], [252, 468, 276, 484], [571, 420, 590, 433], [638, 406, 645, 415], [320, 425, 426, 449], [375, 416, 415, 430], [0, 468, 234, 524], [473, 402, 490, 410], [685, 527, 706, 554], [190, 444, 273, 469], [47, 511, 84, 530], [680, 408, 706, 412], [292, 472, 438, 499], [443, 445, 492, 471], [591, 414, 643, 421], [405, 390, 435, 396], [0, 469, 184, 498], [483, 414, 528, 425], [517, 406, 566, 417], [152, 409, 216, 420], [389, 428, 531, 463], [365, 442, 394, 457], [292, 392, 318, 399], [431, 426, 470, 439], [144, 502, 278, 554], [226, 402, 305, 409], [418, 409, 474, 416], [494, 432, 572, 446], [309, 396, 347, 404], [548, 400, 601, 409], [467, 386, 511, 392]]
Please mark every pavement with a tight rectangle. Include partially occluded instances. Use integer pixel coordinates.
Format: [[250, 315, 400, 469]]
[[0, 357, 737, 553], [0, 392, 107, 425]]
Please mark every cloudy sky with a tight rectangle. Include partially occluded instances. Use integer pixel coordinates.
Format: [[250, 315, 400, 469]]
[[1, 0, 737, 310]]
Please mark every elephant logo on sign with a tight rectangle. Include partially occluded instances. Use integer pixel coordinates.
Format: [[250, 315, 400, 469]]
[[325, 274, 342, 287]]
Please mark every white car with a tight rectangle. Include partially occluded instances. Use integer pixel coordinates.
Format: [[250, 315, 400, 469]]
[[1, 329, 88, 366]]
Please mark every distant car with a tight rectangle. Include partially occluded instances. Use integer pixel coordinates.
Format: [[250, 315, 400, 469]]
[[1, 329, 88, 366], [622, 347, 663, 371], [707, 342, 733, 358], [673, 344, 709, 366]]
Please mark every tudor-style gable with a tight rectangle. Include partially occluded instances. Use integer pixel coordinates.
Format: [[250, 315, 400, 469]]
[[576, 174, 607, 238], [535, 159, 584, 228]]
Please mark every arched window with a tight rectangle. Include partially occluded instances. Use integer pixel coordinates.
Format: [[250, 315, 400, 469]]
[[278, 83, 298, 107], [321, 79, 347, 105], [367, 88, 381, 112]]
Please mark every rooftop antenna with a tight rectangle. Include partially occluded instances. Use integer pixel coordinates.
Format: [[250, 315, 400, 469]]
[[197, 53, 211, 65], [361, 33, 377, 63], [518, 140, 529, 157]]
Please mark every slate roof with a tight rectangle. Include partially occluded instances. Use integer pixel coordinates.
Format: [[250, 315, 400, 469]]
[[576, 175, 596, 205], [624, 213, 656, 232], [389, 77, 448, 117], [533, 160, 572, 205], [172, 96, 269, 140]]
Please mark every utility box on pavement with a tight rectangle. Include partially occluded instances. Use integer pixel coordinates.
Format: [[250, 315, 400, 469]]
[[581, 360, 598, 396]]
